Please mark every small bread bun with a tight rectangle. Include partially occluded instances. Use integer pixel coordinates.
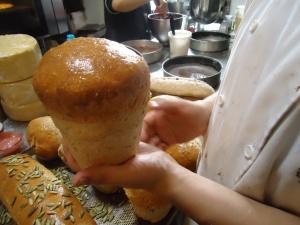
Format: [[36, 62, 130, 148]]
[[124, 189, 172, 223], [27, 116, 62, 160], [166, 137, 203, 171], [124, 137, 203, 223]]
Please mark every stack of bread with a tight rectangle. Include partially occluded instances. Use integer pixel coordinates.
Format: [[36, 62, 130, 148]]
[[0, 34, 46, 121]]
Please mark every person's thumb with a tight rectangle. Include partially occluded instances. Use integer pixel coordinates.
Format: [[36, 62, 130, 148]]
[[148, 95, 180, 111]]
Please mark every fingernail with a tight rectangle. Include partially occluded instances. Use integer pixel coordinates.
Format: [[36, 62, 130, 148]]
[[149, 100, 159, 109]]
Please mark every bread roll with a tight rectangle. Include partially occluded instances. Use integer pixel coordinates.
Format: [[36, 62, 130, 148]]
[[124, 189, 172, 223], [0, 154, 96, 225], [150, 76, 214, 99], [27, 116, 62, 160], [124, 137, 203, 222], [0, 34, 41, 83], [1, 99, 47, 122], [33, 38, 150, 192], [166, 137, 203, 171]]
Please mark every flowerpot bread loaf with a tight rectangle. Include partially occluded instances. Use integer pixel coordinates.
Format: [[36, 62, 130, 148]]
[[33, 37, 150, 193]]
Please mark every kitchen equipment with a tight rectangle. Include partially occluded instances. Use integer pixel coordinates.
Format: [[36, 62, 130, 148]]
[[190, 31, 230, 52], [190, 0, 225, 24], [167, 0, 190, 30], [0, 0, 69, 37], [168, 30, 192, 58], [123, 40, 163, 64], [148, 12, 183, 45], [163, 55, 222, 89], [170, 16, 176, 35], [168, 0, 189, 14]]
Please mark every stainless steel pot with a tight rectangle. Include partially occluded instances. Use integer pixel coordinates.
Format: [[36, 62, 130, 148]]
[[148, 12, 183, 45], [190, 0, 225, 24], [190, 31, 230, 52], [168, 0, 189, 14]]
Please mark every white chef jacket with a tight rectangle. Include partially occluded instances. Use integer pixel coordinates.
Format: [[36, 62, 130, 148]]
[[187, 0, 300, 224]]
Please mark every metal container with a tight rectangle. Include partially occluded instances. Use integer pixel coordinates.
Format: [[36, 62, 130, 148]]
[[148, 12, 183, 45], [190, 31, 230, 52], [123, 40, 163, 64], [163, 55, 222, 89], [190, 0, 225, 24], [168, 0, 189, 14]]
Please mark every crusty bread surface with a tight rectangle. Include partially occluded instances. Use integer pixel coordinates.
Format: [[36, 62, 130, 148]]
[[27, 116, 62, 160], [124, 189, 172, 223], [33, 38, 150, 192], [33, 37, 150, 123], [166, 137, 203, 171], [150, 76, 214, 99], [0, 154, 96, 225]]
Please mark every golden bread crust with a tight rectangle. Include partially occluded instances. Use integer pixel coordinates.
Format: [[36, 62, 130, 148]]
[[124, 188, 172, 223], [27, 116, 62, 160], [33, 38, 150, 122], [0, 154, 96, 225], [166, 137, 203, 171]]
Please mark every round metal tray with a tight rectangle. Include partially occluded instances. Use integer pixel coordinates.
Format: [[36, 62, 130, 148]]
[[190, 31, 230, 52], [163, 55, 222, 89], [123, 40, 163, 64]]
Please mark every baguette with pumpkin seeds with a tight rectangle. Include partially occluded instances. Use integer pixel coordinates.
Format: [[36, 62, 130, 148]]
[[0, 154, 96, 225]]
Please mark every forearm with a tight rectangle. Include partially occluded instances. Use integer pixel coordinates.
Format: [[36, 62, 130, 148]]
[[112, 0, 150, 12], [166, 166, 300, 225], [191, 92, 218, 135]]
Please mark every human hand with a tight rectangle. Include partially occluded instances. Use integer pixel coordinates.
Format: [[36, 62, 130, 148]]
[[58, 141, 81, 172], [154, 0, 168, 15], [72, 142, 181, 196], [141, 95, 212, 148]]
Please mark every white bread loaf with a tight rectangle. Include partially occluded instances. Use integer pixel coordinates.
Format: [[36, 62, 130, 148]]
[[1, 99, 47, 121], [0, 34, 42, 83], [33, 38, 150, 192], [0, 77, 40, 106]]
